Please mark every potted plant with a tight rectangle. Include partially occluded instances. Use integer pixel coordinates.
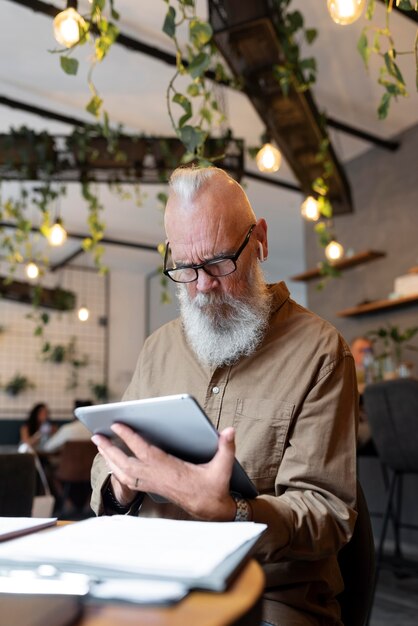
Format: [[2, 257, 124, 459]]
[[3, 373, 35, 397], [367, 324, 418, 379], [89, 382, 109, 402]]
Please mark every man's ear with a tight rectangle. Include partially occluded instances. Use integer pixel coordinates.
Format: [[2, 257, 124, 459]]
[[258, 241, 265, 262]]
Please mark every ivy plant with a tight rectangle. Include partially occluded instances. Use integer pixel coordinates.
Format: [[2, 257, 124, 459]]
[[357, 0, 418, 119], [52, 0, 120, 121], [272, 0, 318, 94], [162, 0, 231, 160]]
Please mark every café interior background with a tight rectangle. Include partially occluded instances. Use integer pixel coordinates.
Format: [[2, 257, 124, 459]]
[[0, 3, 417, 417]]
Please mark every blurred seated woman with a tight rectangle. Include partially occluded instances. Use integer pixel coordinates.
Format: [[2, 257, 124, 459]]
[[20, 403, 55, 449]]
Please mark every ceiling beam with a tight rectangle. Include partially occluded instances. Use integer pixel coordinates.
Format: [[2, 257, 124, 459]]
[[0, 221, 159, 253], [326, 116, 399, 151], [4, 0, 401, 152], [209, 1, 353, 214], [378, 0, 418, 24], [50, 246, 85, 271]]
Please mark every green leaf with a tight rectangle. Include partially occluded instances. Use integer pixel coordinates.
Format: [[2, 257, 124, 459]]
[[200, 107, 212, 124], [287, 10, 304, 33], [187, 83, 200, 97], [179, 111, 192, 127], [189, 19, 213, 47], [396, 0, 413, 10], [163, 6, 176, 38], [86, 95, 103, 117], [188, 52, 211, 79], [357, 30, 370, 67], [384, 52, 405, 85], [299, 57, 316, 72], [305, 28, 317, 44], [366, 0, 376, 20], [179, 125, 206, 154], [378, 91, 391, 119], [60, 56, 79, 75], [372, 31, 380, 53], [172, 93, 192, 115], [317, 196, 333, 218]]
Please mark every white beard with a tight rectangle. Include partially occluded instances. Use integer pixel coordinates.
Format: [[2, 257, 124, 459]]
[[177, 265, 272, 369]]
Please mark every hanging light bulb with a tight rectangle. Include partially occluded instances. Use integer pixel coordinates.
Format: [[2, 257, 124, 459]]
[[26, 261, 40, 280], [53, 4, 86, 48], [325, 240, 344, 262], [327, 0, 366, 25], [255, 142, 282, 173], [78, 305, 90, 322], [47, 218, 67, 247], [301, 196, 320, 221]]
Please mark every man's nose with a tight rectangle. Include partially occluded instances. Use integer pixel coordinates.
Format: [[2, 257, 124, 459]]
[[195, 269, 218, 293]]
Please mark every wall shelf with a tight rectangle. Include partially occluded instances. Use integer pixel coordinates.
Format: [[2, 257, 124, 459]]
[[337, 294, 418, 317], [290, 250, 386, 282]]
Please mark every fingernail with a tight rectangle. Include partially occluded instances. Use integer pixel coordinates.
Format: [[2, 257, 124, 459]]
[[91, 435, 100, 445]]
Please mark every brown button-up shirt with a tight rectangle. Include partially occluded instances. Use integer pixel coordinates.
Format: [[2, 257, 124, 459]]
[[91, 282, 358, 625]]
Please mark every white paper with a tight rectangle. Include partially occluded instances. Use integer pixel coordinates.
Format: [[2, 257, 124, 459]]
[[0, 516, 266, 580], [0, 517, 57, 541]]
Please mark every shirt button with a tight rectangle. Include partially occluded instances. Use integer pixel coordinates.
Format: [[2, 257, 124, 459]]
[[212, 386, 220, 394]]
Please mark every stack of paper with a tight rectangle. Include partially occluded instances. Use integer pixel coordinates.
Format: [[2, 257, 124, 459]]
[[0, 516, 266, 596]]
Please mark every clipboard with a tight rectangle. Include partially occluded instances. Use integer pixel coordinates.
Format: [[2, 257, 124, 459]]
[[75, 394, 257, 500]]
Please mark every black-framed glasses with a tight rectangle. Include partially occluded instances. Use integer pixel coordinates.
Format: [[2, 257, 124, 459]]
[[163, 224, 256, 284]]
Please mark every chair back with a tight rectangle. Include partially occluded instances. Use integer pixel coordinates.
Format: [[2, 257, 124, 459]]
[[337, 481, 375, 626], [55, 440, 97, 483], [0, 453, 36, 516], [363, 378, 418, 473]]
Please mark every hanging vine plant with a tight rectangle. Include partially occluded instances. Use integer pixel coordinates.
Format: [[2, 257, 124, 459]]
[[52, 0, 120, 121], [357, 0, 417, 119], [162, 0, 233, 160]]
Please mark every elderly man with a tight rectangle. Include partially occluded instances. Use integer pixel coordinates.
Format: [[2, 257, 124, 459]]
[[91, 166, 358, 626]]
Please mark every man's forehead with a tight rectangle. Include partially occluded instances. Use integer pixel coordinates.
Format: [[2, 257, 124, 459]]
[[168, 226, 234, 260]]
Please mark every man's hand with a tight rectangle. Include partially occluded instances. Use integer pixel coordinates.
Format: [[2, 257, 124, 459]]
[[91, 425, 237, 521]]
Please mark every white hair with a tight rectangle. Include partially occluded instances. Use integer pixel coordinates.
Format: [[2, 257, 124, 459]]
[[169, 166, 238, 204]]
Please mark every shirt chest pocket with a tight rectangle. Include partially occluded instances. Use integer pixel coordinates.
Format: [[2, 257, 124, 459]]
[[232, 398, 295, 484]]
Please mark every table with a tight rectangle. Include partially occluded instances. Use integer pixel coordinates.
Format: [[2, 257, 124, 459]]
[[77, 559, 264, 626], [2, 558, 264, 626]]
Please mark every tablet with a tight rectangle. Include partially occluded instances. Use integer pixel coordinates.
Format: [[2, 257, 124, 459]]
[[75, 394, 257, 500]]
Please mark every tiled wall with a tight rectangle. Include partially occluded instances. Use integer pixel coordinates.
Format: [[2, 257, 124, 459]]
[[0, 266, 107, 421]]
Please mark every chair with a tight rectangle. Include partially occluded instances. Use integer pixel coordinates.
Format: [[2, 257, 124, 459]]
[[54, 440, 97, 518], [0, 453, 36, 516], [337, 481, 376, 626], [363, 379, 418, 570]]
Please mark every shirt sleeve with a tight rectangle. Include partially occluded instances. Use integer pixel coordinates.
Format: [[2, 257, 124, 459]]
[[250, 352, 358, 564]]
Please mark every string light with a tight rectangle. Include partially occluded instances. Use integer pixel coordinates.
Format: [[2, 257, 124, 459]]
[[26, 261, 40, 280], [255, 142, 282, 173], [78, 305, 90, 322], [327, 0, 366, 25], [53, 4, 86, 48], [47, 218, 67, 247], [301, 196, 320, 221], [325, 240, 344, 262]]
